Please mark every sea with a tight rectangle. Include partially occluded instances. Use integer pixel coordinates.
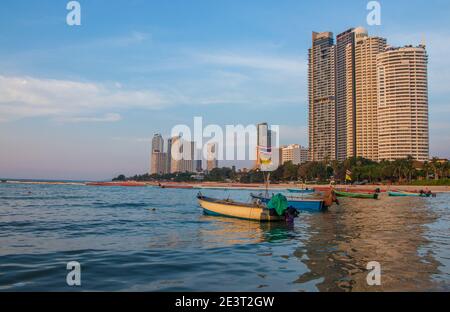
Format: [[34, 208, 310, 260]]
[[0, 183, 449, 291]]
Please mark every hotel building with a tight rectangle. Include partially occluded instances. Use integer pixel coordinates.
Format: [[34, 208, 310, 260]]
[[377, 45, 429, 161], [353, 33, 387, 161], [335, 28, 356, 161], [308, 32, 336, 161]]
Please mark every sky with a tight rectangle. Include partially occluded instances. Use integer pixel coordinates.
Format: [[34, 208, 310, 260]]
[[0, 0, 449, 180]]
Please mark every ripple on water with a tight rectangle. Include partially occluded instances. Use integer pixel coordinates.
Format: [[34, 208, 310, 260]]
[[0, 183, 449, 291]]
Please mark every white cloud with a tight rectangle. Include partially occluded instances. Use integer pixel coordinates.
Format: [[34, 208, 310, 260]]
[[56, 113, 122, 123], [196, 52, 306, 75], [0, 75, 168, 122]]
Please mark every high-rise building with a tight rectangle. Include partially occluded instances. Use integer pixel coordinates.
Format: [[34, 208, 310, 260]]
[[354, 34, 387, 161], [335, 28, 356, 161], [150, 152, 167, 175], [255, 123, 271, 167], [206, 142, 219, 171], [308, 32, 336, 162], [150, 134, 167, 175], [151, 134, 164, 152], [300, 146, 309, 164], [170, 136, 196, 173], [377, 45, 429, 161]]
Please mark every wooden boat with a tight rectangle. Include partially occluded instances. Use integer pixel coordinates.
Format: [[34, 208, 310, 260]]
[[251, 193, 328, 212], [159, 184, 200, 190], [287, 188, 315, 194], [388, 191, 433, 198], [333, 190, 378, 199], [197, 195, 286, 222]]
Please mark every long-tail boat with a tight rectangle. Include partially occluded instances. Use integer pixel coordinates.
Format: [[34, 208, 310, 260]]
[[250, 193, 327, 212], [197, 194, 287, 222], [388, 191, 434, 198], [287, 188, 315, 194], [333, 190, 379, 199]]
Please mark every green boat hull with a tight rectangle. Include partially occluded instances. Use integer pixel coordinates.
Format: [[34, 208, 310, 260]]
[[334, 190, 378, 199], [388, 191, 431, 197]]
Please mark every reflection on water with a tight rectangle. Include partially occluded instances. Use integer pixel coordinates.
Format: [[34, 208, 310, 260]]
[[294, 196, 443, 291], [0, 184, 449, 291]]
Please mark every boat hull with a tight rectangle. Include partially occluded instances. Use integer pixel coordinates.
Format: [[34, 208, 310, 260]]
[[251, 194, 327, 212], [334, 190, 378, 199], [287, 189, 315, 194], [388, 191, 431, 197], [198, 197, 285, 222]]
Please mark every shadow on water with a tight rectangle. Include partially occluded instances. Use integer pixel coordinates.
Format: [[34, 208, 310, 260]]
[[293, 195, 443, 291]]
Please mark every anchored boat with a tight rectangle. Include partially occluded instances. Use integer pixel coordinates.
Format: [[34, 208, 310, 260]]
[[333, 190, 379, 199], [287, 188, 315, 194], [197, 194, 288, 222], [251, 193, 328, 212], [388, 191, 434, 198]]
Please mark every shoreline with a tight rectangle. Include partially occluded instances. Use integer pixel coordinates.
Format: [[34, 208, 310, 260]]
[[2, 180, 449, 193]]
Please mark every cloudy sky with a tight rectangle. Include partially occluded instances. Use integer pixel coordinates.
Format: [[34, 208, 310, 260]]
[[0, 0, 449, 180]]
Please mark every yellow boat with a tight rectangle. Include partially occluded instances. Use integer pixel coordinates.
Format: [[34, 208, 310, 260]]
[[197, 195, 286, 222]]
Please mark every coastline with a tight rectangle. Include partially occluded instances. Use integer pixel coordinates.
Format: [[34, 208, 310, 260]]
[[2, 180, 449, 193]]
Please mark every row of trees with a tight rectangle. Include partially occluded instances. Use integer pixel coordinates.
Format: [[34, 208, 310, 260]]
[[113, 157, 449, 185]]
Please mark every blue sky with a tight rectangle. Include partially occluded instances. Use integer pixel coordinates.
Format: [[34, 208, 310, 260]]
[[0, 0, 449, 180]]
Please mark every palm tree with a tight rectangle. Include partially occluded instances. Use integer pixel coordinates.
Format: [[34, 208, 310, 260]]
[[430, 157, 440, 180], [422, 161, 431, 181]]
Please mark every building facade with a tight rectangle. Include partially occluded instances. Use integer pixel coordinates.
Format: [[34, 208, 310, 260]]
[[150, 152, 167, 175], [354, 35, 387, 161], [170, 136, 196, 173], [377, 45, 429, 161], [335, 28, 356, 161], [206, 142, 219, 171], [281, 144, 301, 165], [308, 31, 336, 162]]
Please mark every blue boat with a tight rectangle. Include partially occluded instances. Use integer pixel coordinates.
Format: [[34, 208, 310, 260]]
[[251, 193, 327, 212], [287, 188, 315, 194]]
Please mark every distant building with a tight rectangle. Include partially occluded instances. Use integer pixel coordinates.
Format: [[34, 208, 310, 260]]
[[150, 134, 167, 175], [255, 123, 271, 168], [280, 145, 309, 165], [170, 136, 196, 173], [308, 31, 336, 161], [300, 146, 309, 164], [150, 152, 167, 175], [377, 45, 429, 161], [281, 144, 301, 165], [151, 134, 164, 152], [206, 142, 219, 172]]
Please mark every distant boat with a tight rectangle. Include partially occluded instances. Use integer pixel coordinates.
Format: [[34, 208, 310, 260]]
[[160, 184, 198, 189], [197, 194, 287, 222], [251, 193, 328, 212], [388, 191, 433, 198], [334, 190, 379, 199], [287, 188, 315, 194]]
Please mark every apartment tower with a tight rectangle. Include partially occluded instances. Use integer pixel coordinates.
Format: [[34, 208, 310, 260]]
[[354, 33, 387, 161], [335, 28, 356, 161], [206, 142, 219, 172], [308, 32, 336, 161], [377, 45, 429, 161]]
